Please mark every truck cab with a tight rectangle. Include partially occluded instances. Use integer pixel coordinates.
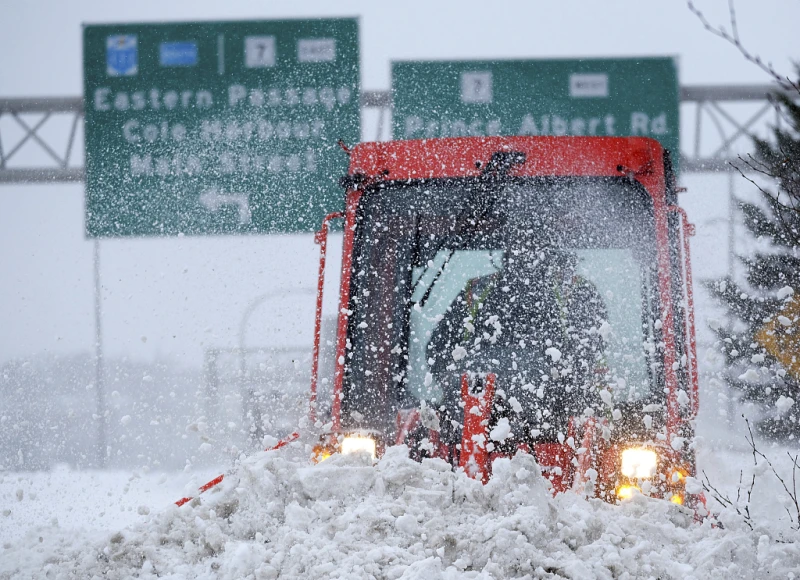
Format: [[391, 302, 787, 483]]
[[310, 136, 698, 504]]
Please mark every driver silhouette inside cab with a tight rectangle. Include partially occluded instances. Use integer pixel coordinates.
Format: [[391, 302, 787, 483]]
[[426, 247, 608, 447]]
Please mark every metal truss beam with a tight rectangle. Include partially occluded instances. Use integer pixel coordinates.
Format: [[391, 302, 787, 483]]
[[680, 84, 795, 173], [0, 85, 793, 184], [0, 97, 84, 183], [0, 167, 85, 183]]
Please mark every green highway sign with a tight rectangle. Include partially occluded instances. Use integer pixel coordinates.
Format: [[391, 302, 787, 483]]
[[392, 57, 680, 172], [83, 19, 359, 237]]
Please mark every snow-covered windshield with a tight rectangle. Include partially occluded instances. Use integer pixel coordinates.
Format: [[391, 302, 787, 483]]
[[343, 176, 661, 433]]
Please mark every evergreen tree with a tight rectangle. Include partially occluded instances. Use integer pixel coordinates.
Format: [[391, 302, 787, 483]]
[[707, 76, 800, 440]]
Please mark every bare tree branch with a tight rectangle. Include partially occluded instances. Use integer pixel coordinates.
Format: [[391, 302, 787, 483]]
[[688, 1, 800, 247], [733, 158, 800, 245], [687, 0, 800, 93], [700, 417, 800, 530], [701, 468, 753, 529], [745, 417, 800, 528]]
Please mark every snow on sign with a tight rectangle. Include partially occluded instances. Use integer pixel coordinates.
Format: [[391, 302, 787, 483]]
[[83, 19, 359, 237], [392, 57, 680, 172]]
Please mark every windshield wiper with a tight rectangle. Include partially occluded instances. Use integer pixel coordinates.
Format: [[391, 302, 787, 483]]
[[416, 249, 455, 308], [409, 150, 526, 310]]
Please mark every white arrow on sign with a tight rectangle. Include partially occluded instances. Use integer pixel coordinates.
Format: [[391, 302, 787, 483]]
[[199, 188, 252, 225]]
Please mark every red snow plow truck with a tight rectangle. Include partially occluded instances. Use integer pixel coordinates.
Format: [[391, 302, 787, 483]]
[[307, 135, 699, 506]]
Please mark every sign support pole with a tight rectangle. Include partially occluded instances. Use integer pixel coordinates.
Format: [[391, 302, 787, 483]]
[[93, 239, 107, 467]]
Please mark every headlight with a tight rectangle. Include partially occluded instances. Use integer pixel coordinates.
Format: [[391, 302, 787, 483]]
[[616, 484, 639, 500], [341, 434, 377, 459], [620, 447, 658, 479]]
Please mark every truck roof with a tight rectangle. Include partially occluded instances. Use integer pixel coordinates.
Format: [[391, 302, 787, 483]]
[[347, 136, 668, 204]]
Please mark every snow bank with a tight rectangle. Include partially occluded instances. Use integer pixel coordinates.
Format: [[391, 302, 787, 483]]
[[3, 442, 800, 578]]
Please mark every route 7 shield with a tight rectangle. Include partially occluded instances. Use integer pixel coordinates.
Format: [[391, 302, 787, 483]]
[[106, 35, 138, 76]]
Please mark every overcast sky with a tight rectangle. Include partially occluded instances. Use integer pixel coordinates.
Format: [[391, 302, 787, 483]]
[[2, 0, 799, 94], [1, 0, 798, 370]]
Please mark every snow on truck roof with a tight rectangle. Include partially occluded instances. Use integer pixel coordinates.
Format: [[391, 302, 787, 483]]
[[347, 136, 668, 203]]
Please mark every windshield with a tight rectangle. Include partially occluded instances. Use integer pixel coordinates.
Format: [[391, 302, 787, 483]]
[[342, 176, 662, 435]]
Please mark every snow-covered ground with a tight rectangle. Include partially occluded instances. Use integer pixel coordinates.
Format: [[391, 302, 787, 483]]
[[0, 465, 219, 574], [3, 436, 800, 579]]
